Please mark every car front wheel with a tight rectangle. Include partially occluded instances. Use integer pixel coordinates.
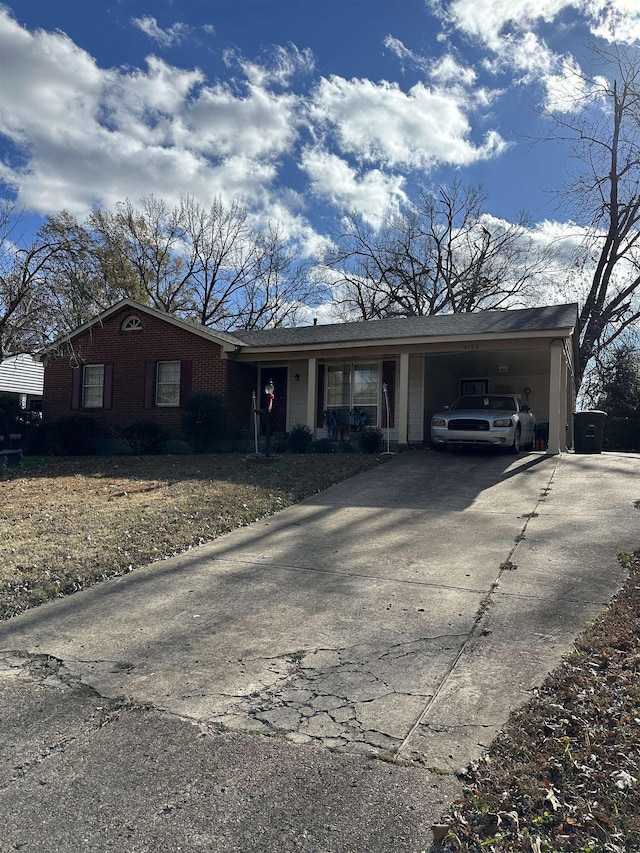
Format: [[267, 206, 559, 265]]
[[509, 427, 521, 454]]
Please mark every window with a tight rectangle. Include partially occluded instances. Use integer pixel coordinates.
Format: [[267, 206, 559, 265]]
[[156, 361, 181, 406], [460, 378, 488, 396], [327, 362, 380, 427], [121, 315, 143, 331], [327, 365, 351, 407], [82, 364, 104, 408]]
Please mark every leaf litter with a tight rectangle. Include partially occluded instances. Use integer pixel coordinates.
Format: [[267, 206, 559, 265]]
[[434, 553, 640, 852]]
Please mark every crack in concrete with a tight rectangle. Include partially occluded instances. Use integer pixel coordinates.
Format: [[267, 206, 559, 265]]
[[0, 653, 133, 790], [197, 636, 446, 756]]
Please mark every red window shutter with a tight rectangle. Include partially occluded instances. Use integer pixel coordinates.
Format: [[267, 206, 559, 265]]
[[316, 363, 325, 428], [103, 363, 113, 410], [180, 360, 192, 405], [71, 367, 82, 410], [144, 361, 156, 409], [382, 360, 395, 428]]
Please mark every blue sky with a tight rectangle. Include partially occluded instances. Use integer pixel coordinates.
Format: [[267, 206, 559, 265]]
[[1, 1, 639, 269]]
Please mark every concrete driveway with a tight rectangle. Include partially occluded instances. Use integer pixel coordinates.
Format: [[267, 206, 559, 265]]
[[2, 449, 638, 776]]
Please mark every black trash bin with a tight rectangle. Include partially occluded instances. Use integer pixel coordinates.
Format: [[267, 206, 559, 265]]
[[573, 410, 607, 454]]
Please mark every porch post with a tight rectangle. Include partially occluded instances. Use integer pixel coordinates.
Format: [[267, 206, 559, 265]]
[[306, 357, 317, 433], [398, 352, 410, 447], [560, 350, 568, 451], [566, 361, 575, 449], [547, 340, 563, 455]]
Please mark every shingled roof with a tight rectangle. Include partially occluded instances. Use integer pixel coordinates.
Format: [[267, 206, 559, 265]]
[[228, 303, 579, 349]]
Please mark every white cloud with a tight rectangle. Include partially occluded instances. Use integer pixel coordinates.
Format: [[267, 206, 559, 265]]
[[384, 35, 478, 86], [225, 43, 315, 87], [430, 0, 636, 114], [431, 0, 570, 51], [382, 34, 430, 73], [131, 16, 190, 47], [429, 54, 478, 86], [0, 8, 302, 219], [308, 76, 507, 170], [434, 0, 640, 48], [300, 147, 407, 225], [175, 80, 299, 159], [0, 7, 512, 233], [588, 0, 640, 44]]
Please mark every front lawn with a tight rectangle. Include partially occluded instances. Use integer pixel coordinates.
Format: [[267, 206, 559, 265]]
[[0, 453, 382, 619]]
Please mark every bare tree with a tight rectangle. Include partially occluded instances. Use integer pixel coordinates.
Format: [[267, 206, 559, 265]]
[[213, 223, 323, 330], [179, 196, 261, 327], [325, 182, 550, 321], [0, 202, 74, 360], [546, 45, 640, 381], [38, 210, 146, 331], [91, 195, 326, 330], [90, 196, 196, 315]]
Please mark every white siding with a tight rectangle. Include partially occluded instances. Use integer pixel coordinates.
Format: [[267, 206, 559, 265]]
[[0, 354, 44, 396], [288, 360, 309, 431]]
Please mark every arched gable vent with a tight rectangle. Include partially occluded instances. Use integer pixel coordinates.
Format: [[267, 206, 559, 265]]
[[121, 315, 143, 331]]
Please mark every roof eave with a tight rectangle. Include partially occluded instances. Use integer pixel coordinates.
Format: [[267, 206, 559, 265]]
[[43, 299, 239, 352], [230, 326, 578, 356]]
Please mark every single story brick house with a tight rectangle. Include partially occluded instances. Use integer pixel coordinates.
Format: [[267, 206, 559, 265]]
[[41, 298, 580, 455]]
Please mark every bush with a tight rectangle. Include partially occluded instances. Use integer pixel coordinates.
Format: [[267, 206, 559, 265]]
[[51, 415, 99, 456], [182, 393, 226, 452], [312, 438, 335, 454], [122, 421, 168, 455], [360, 427, 382, 454], [288, 424, 313, 454]]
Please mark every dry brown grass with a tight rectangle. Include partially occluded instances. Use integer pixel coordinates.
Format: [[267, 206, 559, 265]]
[[0, 453, 382, 619]]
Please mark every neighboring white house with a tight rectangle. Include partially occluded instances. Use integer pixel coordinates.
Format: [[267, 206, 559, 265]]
[[0, 353, 44, 408]]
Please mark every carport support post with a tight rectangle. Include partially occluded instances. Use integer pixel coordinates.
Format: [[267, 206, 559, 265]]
[[398, 352, 410, 447], [547, 340, 563, 455], [306, 357, 317, 434]]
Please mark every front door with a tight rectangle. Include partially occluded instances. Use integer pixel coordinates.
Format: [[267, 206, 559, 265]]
[[261, 366, 288, 433]]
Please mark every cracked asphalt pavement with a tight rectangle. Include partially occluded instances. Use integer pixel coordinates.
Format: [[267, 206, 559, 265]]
[[1, 449, 638, 851]]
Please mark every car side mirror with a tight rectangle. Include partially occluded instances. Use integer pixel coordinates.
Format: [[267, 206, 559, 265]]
[[521, 405, 530, 412]]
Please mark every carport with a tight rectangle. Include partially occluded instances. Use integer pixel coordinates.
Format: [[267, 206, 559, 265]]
[[423, 337, 576, 454]]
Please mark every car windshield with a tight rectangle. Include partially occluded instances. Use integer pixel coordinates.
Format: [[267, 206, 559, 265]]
[[451, 395, 516, 412]]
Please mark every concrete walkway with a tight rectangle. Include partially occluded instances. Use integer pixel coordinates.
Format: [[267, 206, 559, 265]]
[[1, 450, 638, 851]]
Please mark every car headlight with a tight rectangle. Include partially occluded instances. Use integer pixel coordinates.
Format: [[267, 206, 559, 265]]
[[432, 417, 446, 427], [493, 418, 512, 427]]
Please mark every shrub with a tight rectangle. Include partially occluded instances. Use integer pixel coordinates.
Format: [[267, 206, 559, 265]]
[[360, 427, 382, 454], [288, 424, 313, 454], [122, 421, 168, 455], [182, 393, 226, 452], [312, 438, 335, 454], [51, 415, 99, 456]]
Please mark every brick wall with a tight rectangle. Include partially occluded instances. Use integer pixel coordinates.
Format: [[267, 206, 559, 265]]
[[43, 307, 258, 439]]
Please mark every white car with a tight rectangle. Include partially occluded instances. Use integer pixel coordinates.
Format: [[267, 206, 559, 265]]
[[431, 394, 536, 453]]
